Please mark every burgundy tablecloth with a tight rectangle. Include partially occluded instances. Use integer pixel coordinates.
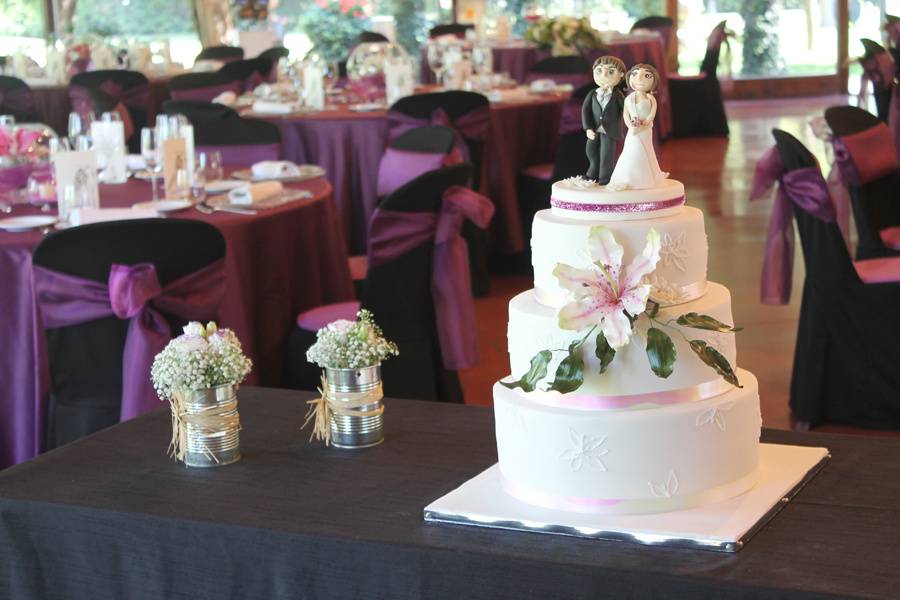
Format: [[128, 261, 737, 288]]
[[261, 94, 564, 255], [29, 79, 171, 135], [419, 38, 671, 138], [0, 173, 354, 468]]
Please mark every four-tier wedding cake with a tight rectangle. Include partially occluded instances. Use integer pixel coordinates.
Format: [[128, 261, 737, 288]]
[[493, 177, 762, 515]]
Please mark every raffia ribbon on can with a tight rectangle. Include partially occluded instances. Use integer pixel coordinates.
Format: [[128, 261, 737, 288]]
[[167, 392, 241, 463], [303, 373, 385, 446]]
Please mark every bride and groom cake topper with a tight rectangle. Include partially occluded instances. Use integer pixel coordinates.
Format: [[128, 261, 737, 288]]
[[582, 55, 668, 190]]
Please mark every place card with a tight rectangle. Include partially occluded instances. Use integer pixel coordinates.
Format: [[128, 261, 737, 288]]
[[162, 137, 187, 198], [52, 149, 99, 219], [304, 62, 325, 111], [385, 59, 415, 106]]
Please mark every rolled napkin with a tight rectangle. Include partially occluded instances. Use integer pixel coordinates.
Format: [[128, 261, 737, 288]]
[[251, 100, 301, 115], [69, 207, 158, 226], [251, 160, 302, 179], [212, 91, 237, 106], [228, 181, 283, 205]]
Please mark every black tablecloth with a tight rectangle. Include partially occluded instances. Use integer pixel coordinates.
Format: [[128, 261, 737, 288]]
[[1, 387, 899, 600]]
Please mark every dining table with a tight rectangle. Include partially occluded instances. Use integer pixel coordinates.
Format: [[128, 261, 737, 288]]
[[251, 86, 568, 255], [0, 171, 354, 469], [0, 387, 898, 599]]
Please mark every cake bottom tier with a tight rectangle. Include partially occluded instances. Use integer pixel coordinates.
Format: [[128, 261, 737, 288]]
[[493, 370, 761, 515]]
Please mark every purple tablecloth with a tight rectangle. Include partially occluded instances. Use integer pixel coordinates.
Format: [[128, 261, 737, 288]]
[[0, 173, 354, 468], [419, 38, 671, 138], [256, 93, 565, 255]]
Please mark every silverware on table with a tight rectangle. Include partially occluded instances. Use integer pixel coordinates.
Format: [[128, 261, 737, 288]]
[[195, 202, 258, 216]]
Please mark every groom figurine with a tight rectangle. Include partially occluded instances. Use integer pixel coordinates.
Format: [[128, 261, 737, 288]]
[[582, 55, 626, 184]]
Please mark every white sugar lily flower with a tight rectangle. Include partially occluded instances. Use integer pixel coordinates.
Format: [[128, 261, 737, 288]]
[[553, 226, 661, 349], [183, 321, 206, 338]]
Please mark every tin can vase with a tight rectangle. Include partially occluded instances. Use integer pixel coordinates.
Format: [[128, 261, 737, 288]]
[[325, 365, 384, 449], [181, 384, 241, 467]]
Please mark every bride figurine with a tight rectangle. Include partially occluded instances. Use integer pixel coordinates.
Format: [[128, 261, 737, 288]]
[[607, 63, 668, 191]]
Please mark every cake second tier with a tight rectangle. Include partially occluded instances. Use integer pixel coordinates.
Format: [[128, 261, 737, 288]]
[[507, 282, 739, 404]]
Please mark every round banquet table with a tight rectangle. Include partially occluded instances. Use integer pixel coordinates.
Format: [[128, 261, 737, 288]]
[[0, 172, 354, 468], [419, 37, 671, 139], [258, 89, 567, 255], [28, 78, 172, 136]]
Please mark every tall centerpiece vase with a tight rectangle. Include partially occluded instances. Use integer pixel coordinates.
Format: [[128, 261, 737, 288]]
[[152, 322, 253, 467], [304, 310, 398, 450]]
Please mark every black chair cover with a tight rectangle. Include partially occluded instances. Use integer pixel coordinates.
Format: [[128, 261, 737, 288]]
[[217, 58, 274, 85], [0, 75, 36, 122], [631, 15, 673, 30], [162, 100, 281, 145], [284, 164, 475, 403], [528, 55, 590, 75], [257, 46, 290, 62], [357, 31, 389, 44], [168, 71, 234, 92], [429, 24, 473, 38], [824, 105, 900, 259], [196, 45, 244, 62], [389, 125, 455, 154], [390, 91, 491, 296], [31, 219, 225, 449], [669, 20, 729, 137], [859, 38, 893, 121], [771, 129, 900, 429], [69, 70, 149, 152]]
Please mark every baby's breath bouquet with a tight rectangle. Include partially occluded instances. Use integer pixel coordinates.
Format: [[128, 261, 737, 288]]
[[525, 16, 604, 56], [306, 309, 398, 369], [151, 321, 252, 400]]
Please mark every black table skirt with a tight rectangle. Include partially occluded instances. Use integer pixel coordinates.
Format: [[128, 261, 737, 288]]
[[1, 387, 899, 600]]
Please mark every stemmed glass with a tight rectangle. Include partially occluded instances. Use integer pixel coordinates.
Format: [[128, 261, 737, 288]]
[[140, 127, 161, 202], [427, 44, 446, 87], [174, 168, 191, 201], [198, 150, 223, 182], [323, 60, 340, 95], [67, 111, 93, 149], [189, 166, 207, 206]]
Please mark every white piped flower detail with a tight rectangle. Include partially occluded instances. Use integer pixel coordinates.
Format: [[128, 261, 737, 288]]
[[559, 428, 609, 472], [695, 402, 735, 431], [660, 231, 689, 273], [648, 470, 679, 498], [563, 175, 601, 189], [644, 273, 688, 306]]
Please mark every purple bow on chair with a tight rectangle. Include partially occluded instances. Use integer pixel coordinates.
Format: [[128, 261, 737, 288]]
[[750, 146, 837, 305], [69, 80, 150, 120], [367, 186, 495, 369], [33, 260, 225, 420], [0, 87, 35, 114], [386, 106, 490, 163]]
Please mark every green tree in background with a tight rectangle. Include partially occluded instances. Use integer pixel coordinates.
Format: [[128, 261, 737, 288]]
[[739, 0, 782, 75], [299, 1, 368, 62], [385, 0, 425, 55], [73, 0, 196, 35], [0, 0, 44, 37]]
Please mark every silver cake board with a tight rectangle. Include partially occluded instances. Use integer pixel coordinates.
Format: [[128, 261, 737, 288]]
[[424, 443, 829, 553]]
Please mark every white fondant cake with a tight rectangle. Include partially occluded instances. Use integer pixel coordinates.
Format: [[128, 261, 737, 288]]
[[493, 177, 761, 515], [532, 206, 708, 307]]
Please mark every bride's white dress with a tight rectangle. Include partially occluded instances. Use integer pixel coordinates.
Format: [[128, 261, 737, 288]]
[[607, 93, 668, 190]]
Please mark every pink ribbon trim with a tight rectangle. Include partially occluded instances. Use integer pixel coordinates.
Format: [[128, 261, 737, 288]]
[[550, 195, 685, 214]]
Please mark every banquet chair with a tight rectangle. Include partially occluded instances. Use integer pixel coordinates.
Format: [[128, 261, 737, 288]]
[[388, 91, 491, 296], [824, 105, 900, 259], [0, 75, 37, 122], [631, 16, 674, 51], [163, 100, 281, 165], [196, 45, 244, 63], [69, 70, 150, 152], [884, 14, 900, 48], [357, 31, 390, 44], [32, 219, 226, 449], [217, 58, 274, 92], [668, 20, 730, 137], [257, 46, 290, 81], [768, 129, 900, 429], [284, 164, 479, 403], [518, 82, 594, 240], [858, 38, 894, 121], [525, 56, 592, 86], [429, 23, 474, 39], [169, 72, 243, 103]]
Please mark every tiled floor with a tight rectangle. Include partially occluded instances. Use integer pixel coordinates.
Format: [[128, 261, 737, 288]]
[[460, 95, 885, 434]]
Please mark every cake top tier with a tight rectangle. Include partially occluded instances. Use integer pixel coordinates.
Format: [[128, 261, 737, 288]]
[[551, 177, 685, 221]]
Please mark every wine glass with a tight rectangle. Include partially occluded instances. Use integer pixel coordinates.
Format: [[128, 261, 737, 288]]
[[198, 150, 223, 182], [140, 127, 161, 202], [59, 184, 77, 224], [189, 166, 207, 206], [427, 44, 446, 87], [174, 168, 191, 201]]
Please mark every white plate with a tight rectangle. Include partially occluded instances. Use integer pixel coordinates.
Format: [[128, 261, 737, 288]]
[[231, 164, 326, 182], [132, 170, 161, 181], [0, 215, 59, 231], [131, 200, 193, 213], [348, 102, 387, 112], [205, 180, 246, 195]]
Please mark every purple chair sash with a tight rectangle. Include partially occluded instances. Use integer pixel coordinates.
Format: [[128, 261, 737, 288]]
[[69, 80, 150, 123], [387, 105, 490, 163], [832, 122, 900, 185], [0, 86, 35, 114], [170, 81, 243, 103], [33, 260, 225, 420], [367, 186, 494, 369], [376, 147, 460, 198], [750, 146, 837, 305], [196, 143, 280, 166], [891, 86, 900, 162]]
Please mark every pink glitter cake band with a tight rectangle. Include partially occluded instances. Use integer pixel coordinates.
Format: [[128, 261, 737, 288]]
[[550, 195, 685, 213]]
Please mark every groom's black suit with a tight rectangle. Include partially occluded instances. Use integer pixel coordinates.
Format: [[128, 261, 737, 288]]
[[582, 87, 625, 184]]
